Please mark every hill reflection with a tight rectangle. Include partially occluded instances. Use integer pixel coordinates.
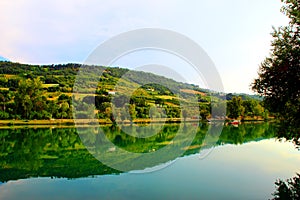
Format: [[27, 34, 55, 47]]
[[0, 122, 276, 182]]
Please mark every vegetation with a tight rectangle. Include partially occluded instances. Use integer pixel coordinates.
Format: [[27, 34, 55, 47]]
[[252, 0, 300, 134], [251, 0, 300, 198], [226, 96, 267, 120], [0, 2, 298, 199], [0, 61, 268, 122], [272, 174, 300, 200]]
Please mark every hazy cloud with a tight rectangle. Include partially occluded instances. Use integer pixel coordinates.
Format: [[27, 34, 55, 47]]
[[0, 0, 289, 93]]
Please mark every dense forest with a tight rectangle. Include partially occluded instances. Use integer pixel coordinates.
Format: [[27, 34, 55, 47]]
[[0, 61, 269, 122]]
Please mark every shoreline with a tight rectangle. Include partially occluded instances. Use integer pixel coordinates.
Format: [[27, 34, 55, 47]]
[[0, 118, 273, 128], [0, 118, 199, 127]]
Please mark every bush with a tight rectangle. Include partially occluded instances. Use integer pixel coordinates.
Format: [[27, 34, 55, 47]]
[[0, 111, 9, 119]]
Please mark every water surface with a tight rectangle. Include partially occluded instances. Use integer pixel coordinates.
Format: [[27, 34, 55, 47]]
[[0, 123, 299, 199]]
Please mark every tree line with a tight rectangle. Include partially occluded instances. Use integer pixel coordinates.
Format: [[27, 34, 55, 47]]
[[0, 78, 73, 120], [0, 76, 269, 121]]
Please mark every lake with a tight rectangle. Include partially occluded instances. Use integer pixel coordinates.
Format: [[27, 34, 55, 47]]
[[0, 122, 299, 199]]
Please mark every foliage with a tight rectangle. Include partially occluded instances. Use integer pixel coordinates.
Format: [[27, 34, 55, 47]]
[[14, 78, 47, 119], [252, 0, 300, 131], [251, 1, 300, 198], [199, 104, 210, 120], [227, 96, 244, 119], [0, 60, 265, 120], [272, 173, 300, 200]]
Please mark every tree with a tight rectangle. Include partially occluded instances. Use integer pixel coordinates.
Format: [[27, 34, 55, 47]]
[[272, 173, 300, 200], [227, 96, 244, 119], [47, 100, 59, 119], [252, 2, 300, 196], [253, 103, 264, 118], [0, 92, 7, 112], [242, 100, 257, 117], [199, 104, 210, 120], [59, 102, 70, 119], [252, 0, 300, 129], [128, 104, 137, 121], [14, 78, 46, 119]]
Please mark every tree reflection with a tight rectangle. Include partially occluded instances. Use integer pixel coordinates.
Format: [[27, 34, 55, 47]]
[[217, 123, 276, 145], [270, 123, 300, 199], [0, 122, 278, 182], [275, 123, 300, 148], [0, 127, 120, 182]]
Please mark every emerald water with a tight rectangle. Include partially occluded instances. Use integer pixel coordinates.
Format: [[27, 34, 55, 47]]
[[0, 123, 299, 199]]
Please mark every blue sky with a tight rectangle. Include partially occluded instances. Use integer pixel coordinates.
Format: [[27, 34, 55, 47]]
[[0, 0, 289, 93]]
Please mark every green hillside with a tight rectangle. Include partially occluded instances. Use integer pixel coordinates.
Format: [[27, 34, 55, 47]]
[[0, 61, 268, 122]]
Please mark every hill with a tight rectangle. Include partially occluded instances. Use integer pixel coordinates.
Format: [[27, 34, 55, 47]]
[[0, 61, 267, 122], [0, 61, 211, 121]]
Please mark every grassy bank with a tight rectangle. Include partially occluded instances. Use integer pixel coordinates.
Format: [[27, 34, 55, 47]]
[[0, 118, 202, 126]]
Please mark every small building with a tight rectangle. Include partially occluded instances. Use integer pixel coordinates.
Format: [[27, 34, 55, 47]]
[[108, 91, 116, 95]]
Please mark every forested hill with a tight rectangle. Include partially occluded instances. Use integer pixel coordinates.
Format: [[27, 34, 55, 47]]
[[0, 61, 212, 120], [0, 61, 205, 94], [0, 61, 265, 121]]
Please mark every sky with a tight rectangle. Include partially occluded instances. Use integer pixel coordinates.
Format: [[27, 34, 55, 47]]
[[0, 0, 289, 94]]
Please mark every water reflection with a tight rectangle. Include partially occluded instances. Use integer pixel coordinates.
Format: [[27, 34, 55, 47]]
[[0, 122, 276, 182]]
